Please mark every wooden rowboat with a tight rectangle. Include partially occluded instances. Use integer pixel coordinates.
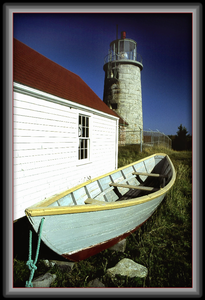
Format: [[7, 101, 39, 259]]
[[25, 153, 176, 262]]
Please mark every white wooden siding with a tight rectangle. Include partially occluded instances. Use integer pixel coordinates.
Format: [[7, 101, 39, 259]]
[[92, 115, 117, 171], [13, 88, 118, 220]]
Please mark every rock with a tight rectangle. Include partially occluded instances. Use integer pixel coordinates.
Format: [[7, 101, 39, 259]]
[[43, 259, 75, 272], [50, 260, 75, 272], [108, 239, 126, 253], [107, 258, 148, 278], [49, 261, 56, 268], [87, 278, 105, 287], [43, 259, 52, 268], [32, 273, 57, 288]]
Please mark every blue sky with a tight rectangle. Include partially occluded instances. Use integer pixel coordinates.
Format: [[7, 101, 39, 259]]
[[13, 13, 192, 136]]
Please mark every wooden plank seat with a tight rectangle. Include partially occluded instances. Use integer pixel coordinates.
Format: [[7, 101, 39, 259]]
[[117, 187, 142, 201], [132, 171, 168, 178], [84, 198, 108, 205], [109, 183, 158, 192]]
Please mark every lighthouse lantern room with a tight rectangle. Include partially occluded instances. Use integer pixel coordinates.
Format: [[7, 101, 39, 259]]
[[103, 30, 143, 145]]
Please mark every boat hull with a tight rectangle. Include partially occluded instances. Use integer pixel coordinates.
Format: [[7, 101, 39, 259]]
[[27, 194, 164, 261], [25, 153, 176, 261], [62, 219, 147, 261]]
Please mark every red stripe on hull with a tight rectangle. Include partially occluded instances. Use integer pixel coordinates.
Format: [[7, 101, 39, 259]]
[[62, 219, 147, 262]]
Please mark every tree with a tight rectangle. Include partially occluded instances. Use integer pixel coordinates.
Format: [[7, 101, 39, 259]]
[[176, 124, 188, 139], [173, 124, 191, 151]]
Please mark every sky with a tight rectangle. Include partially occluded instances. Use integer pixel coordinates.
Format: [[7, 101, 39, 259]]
[[13, 12, 192, 136]]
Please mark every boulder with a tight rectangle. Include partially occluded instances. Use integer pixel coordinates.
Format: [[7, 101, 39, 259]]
[[107, 258, 148, 278], [32, 273, 57, 288], [108, 239, 126, 253]]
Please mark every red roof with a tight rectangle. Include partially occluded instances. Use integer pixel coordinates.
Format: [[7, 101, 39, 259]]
[[13, 38, 117, 118]]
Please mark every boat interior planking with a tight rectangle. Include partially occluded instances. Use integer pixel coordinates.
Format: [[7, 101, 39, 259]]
[[25, 153, 175, 217]]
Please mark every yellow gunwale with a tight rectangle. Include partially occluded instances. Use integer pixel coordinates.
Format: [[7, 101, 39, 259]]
[[25, 153, 176, 217]]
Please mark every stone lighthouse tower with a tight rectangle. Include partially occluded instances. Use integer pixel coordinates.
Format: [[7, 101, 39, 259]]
[[103, 31, 143, 144]]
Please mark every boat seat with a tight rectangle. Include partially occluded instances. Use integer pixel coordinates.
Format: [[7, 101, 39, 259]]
[[132, 171, 168, 178], [109, 183, 158, 192], [84, 198, 108, 205]]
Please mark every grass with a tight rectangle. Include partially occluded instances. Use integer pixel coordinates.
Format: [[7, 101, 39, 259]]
[[13, 145, 192, 288]]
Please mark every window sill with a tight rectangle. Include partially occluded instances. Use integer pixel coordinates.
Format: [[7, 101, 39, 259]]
[[76, 160, 92, 167]]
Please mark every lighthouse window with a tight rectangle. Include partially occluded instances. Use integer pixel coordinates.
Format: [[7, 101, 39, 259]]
[[119, 41, 124, 52], [78, 115, 90, 160], [111, 103, 118, 109]]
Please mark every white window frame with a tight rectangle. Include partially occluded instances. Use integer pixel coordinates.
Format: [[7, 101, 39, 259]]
[[77, 113, 92, 165]]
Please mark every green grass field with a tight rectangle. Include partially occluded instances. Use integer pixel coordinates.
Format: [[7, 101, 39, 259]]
[[13, 145, 192, 288]]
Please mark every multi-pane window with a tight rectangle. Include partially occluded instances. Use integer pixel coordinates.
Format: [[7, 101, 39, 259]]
[[78, 115, 89, 160]]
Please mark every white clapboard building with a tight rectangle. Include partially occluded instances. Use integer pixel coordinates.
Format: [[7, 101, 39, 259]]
[[13, 38, 119, 220]]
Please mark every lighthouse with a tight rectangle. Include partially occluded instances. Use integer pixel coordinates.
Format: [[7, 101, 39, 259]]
[[103, 30, 143, 144]]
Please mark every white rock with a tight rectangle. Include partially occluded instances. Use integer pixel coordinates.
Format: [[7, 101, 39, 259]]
[[32, 273, 57, 288], [43, 260, 50, 268], [43, 259, 75, 271], [50, 260, 75, 272], [108, 239, 126, 252], [50, 261, 56, 268], [107, 258, 148, 278]]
